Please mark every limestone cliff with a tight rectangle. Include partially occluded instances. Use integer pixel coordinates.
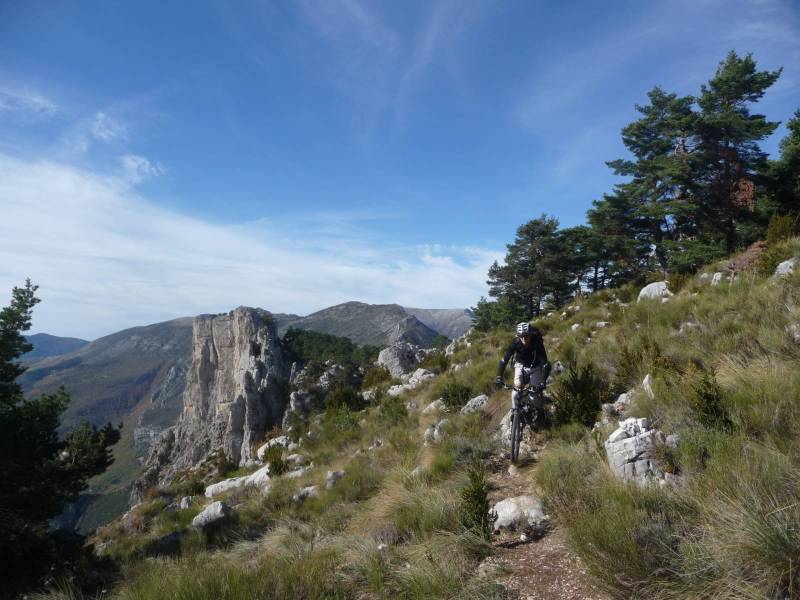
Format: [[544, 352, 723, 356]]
[[132, 307, 288, 502]]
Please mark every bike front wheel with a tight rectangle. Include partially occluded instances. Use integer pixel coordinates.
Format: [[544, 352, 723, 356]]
[[510, 409, 521, 464]]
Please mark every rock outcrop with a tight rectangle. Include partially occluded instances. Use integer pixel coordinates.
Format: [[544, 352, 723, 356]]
[[132, 307, 288, 502], [638, 281, 673, 302], [604, 417, 680, 487], [377, 343, 425, 377]]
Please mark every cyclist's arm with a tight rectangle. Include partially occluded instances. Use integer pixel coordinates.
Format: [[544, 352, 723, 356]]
[[497, 341, 516, 378]]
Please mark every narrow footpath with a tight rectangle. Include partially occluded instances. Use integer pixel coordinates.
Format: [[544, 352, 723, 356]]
[[480, 436, 608, 600]]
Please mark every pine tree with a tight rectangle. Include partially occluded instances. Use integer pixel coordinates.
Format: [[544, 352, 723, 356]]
[[487, 215, 573, 318], [768, 109, 800, 214], [695, 51, 781, 251], [0, 281, 121, 596]]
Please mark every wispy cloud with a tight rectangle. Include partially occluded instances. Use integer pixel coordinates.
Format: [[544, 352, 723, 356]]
[[0, 87, 59, 121], [120, 154, 164, 184], [90, 111, 127, 142], [0, 155, 500, 339]]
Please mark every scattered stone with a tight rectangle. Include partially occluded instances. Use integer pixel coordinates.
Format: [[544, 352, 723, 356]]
[[661, 297, 671, 304], [204, 476, 249, 498], [520, 533, 529, 543], [245, 465, 272, 490], [787, 323, 800, 344], [507, 464, 519, 477], [638, 281, 673, 302], [405, 401, 418, 411], [553, 360, 565, 375], [492, 495, 550, 537], [711, 272, 724, 286], [293, 485, 319, 502], [285, 453, 307, 466], [775, 258, 798, 277], [179, 496, 194, 509], [604, 418, 681, 487], [461, 394, 489, 414], [699, 272, 710, 281], [368, 438, 383, 451], [679, 321, 701, 334], [422, 399, 445, 414], [191, 501, 230, 528], [410, 465, 424, 478], [642, 374, 654, 399], [423, 425, 436, 447], [326, 470, 345, 489], [377, 543, 388, 551], [433, 419, 450, 443], [286, 465, 312, 479], [570, 323, 581, 332], [595, 321, 610, 329], [162, 501, 180, 512], [408, 368, 436, 387]]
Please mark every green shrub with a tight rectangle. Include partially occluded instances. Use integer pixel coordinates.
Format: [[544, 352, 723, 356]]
[[418, 351, 449, 373], [263, 445, 289, 476], [325, 384, 365, 411], [766, 213, 800, 245], [687, 370, 733, 431], [551, 361, 612, 427], [378, 395, 407, 424], [439, 378, 473, 409], [362, 365, 391, 389], [459, 462, 492, 540]]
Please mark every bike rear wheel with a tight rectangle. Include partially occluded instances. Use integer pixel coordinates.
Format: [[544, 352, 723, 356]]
[[510, 409, 521, 464]]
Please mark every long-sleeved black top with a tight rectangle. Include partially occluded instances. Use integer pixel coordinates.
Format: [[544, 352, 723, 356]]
[[497, 329, 548, 378]]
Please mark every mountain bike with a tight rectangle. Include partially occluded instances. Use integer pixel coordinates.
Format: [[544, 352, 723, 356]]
[[501, 383, 547, 464]]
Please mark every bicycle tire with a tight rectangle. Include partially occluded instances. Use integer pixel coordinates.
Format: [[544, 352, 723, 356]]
[[510, 408, 521, 464]]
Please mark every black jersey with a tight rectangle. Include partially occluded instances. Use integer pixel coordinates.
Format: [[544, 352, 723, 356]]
[[497, 329, 548, 377]]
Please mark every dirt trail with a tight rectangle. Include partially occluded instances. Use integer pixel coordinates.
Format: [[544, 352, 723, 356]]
[[481, 438, 608, 600]]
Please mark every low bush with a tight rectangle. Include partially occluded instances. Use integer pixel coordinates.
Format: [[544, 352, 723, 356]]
[[438, 377, 473, 410], [459, 462, 492, 540], [361, 365, 391, 389]]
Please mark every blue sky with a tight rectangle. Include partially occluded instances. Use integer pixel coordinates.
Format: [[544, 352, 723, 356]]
[[1, 0, 799, 339]]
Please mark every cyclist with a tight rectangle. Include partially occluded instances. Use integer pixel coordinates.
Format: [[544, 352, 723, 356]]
[[495, 322, 552, 412]]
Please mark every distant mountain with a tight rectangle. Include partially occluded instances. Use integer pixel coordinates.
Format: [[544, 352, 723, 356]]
[[403, 308, 474, 340], [275, 301, 440, 347], [20, 317, 193, 533], [22, 333, 90, 363]]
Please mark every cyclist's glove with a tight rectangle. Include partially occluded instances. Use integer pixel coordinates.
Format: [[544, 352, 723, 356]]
[[494, 376, 504, 389]]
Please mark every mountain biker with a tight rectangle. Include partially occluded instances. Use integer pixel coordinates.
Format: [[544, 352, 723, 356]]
[[495, 322, 552, 412]]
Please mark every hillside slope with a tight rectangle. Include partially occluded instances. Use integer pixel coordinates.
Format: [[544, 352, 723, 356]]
[[275, 301, 442, 346], [404, 307, 474, 340], [22, 333, 90, 363], [20, 317, 193, 532], [81, 238, 800, 600]]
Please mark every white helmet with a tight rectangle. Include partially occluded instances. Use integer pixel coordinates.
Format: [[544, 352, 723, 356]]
[[516, 322, 530, 336]]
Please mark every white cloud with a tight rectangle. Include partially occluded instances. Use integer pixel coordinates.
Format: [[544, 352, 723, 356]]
[[0, 154, 500, 339], [120, 154, 164, 184], [0, 87, 59, 120], [90, 111, 127, 142]]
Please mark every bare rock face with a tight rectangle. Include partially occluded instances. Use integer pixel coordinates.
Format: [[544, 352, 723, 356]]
[[132, 307, 288, 502]]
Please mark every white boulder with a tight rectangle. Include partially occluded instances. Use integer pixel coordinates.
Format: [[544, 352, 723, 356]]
[[491, 495, 549, 536], [326, 470, 345, 489], [377, 343, 421, 377], [205, 476, 248, 498], [775, 258, 798, 277], [293, 485, 320, 502], [461, 394, 489, 414], [637, 281, 673, 302], [191, 501, 230, 528], [422, 399, 445, 414]]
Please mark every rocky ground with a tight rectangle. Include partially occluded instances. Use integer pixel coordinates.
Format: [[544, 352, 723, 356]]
[[481, 433, 608, 600]]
